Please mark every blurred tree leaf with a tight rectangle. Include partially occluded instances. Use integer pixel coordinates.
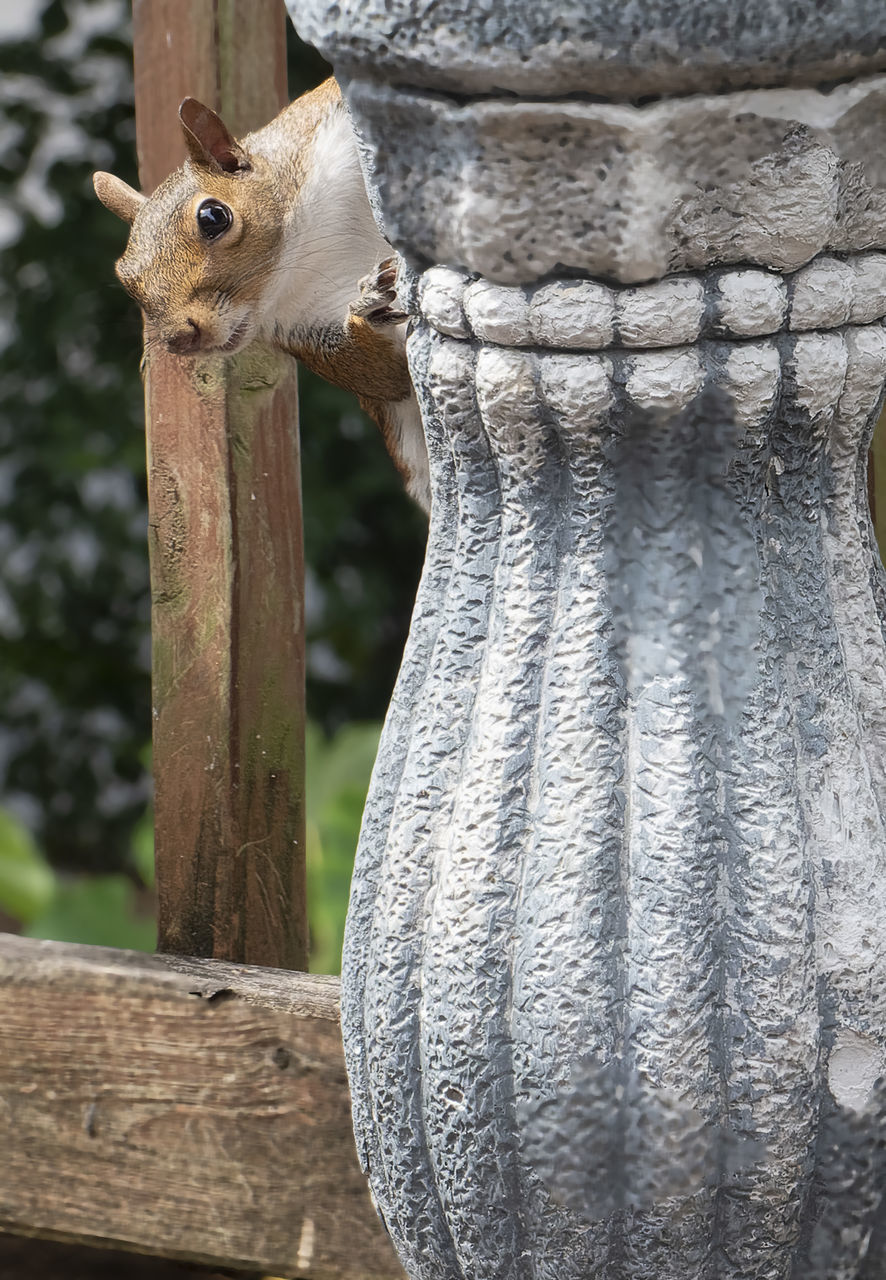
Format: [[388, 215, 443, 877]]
[[0, 806, 56, 922], [24, 872, 155, 951], [305, 720, 380, 973], [0, 0, 150, 873], [129, 803, 154, 888]]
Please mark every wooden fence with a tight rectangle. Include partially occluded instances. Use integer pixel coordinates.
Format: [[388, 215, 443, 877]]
[[0, 2, 402, 1276]]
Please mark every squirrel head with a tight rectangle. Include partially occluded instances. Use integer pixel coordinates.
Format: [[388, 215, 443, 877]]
[[93, 99, 287, 356]]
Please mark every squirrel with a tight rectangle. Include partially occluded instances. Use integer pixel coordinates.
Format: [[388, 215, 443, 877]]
[[92, 77, 429, 511]]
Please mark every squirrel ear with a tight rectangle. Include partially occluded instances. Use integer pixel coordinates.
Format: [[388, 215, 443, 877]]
[[178, 98, 250, 174], [93, 171, 146, 224]]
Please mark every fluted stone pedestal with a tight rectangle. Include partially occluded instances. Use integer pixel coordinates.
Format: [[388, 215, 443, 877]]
[[288, 4, 886, 1276]]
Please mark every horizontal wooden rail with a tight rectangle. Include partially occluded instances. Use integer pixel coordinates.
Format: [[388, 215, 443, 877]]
[[0, 934, 403, 1279]]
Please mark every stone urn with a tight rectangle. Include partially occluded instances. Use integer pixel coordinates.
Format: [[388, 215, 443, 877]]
[[290, 3, 886, 1275]]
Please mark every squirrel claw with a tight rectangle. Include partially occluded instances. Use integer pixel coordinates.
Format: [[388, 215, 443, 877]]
[[349, 257, 405, 325], [369, 308, 408, 326]]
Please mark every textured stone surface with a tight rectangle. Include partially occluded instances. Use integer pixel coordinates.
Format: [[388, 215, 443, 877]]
[[343, 317, 886, 1279], [419, 252, 886, 349], [289, 1, 886, 97], [286, 3, 886, 1276], [338, 75, 886, 285]]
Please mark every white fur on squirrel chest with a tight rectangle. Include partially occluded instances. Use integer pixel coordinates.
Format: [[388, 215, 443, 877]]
[[260, 106, 390, 337]]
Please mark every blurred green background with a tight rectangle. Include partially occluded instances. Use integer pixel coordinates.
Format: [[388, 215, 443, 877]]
[[0, 0, 427, 972]]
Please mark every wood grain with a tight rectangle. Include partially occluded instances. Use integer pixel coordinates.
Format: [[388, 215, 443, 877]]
[[132, 0, 289, 191], [0, 935, 404, 1279], [132, 1, 307, 967]]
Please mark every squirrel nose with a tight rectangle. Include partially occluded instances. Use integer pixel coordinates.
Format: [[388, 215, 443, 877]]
[[166, 318, 201, 354]]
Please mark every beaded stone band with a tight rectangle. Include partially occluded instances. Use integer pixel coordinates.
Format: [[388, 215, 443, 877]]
[[418, 252, 886, 351]]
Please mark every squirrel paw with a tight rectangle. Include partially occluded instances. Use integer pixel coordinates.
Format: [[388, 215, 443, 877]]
[[349, 256, 407, 326]]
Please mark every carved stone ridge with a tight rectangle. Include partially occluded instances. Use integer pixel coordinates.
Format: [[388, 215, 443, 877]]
[[344, 73, 886, 285], [292, 0, 886, 98], [418, 252, 886, 350]]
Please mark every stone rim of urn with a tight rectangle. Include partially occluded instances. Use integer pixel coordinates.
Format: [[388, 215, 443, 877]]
[[293, 0, 886, 99], [288, 4, 886, 1277]]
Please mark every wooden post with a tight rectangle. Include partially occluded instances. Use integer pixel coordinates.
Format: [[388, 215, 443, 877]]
[[132, 0, 307, 968]]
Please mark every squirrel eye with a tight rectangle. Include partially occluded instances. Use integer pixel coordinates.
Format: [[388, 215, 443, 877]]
[[196, 198, 232, 240]]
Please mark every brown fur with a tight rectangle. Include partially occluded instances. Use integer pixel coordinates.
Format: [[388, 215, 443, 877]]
[[283, 316, 412, 404], [93, 77, 429, 509]]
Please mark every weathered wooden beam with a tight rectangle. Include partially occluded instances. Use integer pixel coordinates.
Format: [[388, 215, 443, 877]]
[[0, 934, 403, 1279], [132, 0, 307, 967]]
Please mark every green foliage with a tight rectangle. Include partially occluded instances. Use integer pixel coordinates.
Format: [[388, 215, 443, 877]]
[[129, 803, 154, 888], [0, 807, 55, 922], [298, 372, 426, 729], [0, 0, 150, 873], [305, 720, 381, 973], [0, 797, 155, 950], [24, 871, 156, 951]]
